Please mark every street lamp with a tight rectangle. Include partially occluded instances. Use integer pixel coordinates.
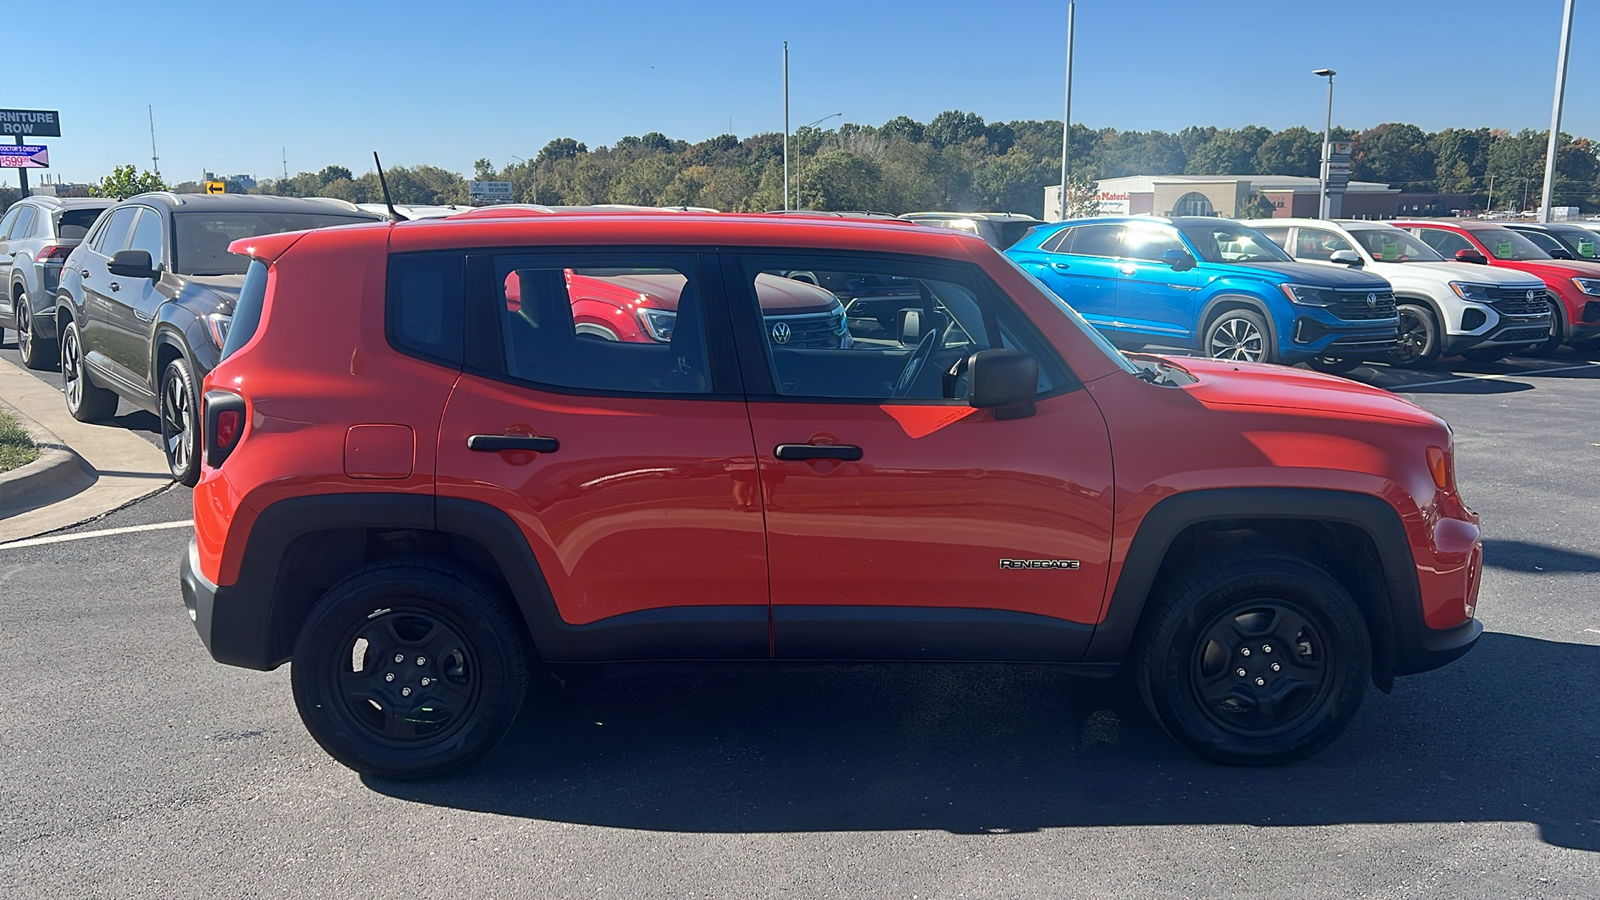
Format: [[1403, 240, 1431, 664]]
[[794, 112, 842, 208], [1313, 68, 1336, 219]]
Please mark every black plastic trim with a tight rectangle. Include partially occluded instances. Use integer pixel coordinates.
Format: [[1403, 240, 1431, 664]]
[[773, 605, 1094, 662]]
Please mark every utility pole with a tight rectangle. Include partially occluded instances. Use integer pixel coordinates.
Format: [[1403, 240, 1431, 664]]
[[148, 105, 160, 178], [1538, 0, 1575, 222], [782, 41, 790, 211], [1314, 69, 1336, 218], [1058, 0, 1075, 220]]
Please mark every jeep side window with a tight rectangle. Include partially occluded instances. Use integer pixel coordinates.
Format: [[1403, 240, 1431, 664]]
[[387, 253, 464, 367], [488, 253, 712, 395], [735, 255, 1066, 402]]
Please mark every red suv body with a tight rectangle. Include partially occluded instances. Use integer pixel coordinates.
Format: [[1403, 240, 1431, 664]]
[[1395, 219, 1600, 350], [181, 214, 1481, 778]]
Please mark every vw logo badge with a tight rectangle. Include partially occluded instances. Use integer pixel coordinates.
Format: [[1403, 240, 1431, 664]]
[[772, 322, 791, 344], [1366, 292, 1378, 309], [1527, 290, 1538, 301]]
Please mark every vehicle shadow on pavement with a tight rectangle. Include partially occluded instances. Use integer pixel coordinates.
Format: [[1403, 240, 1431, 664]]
[[1483, 539, 1600, 573], [369, 632, 1599, 851]]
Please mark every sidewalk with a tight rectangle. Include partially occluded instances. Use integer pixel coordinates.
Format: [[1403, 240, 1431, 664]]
[[0, 356, 171, 543]]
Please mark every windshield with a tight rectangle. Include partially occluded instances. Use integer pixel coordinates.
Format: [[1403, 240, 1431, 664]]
[[1348, 228, 1445, 262], [996, 253, 1139, 375], [1475, 227, 1552, 262], [1560, 228, 1600, 259], [1178, 224, 1293, 264], [173, 212, 373, 276]]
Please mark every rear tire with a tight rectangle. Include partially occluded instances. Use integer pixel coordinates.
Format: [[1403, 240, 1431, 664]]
[[291, 561, 530, 780], [61, 319, 119, 422], [14, 289, 57, 370], [1136, 554, 1371, 765], [1388, 303, 1441, 368], [158, 357, 200, 486]]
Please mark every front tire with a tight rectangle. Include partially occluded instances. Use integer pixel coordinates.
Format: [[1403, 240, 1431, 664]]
[[1205, 309, 1273, 364], [159, 357, 201, 486], [1388, 303, 1441, 368], [1136, 554, 1371, 765], [61, 319, 119, 422], [291, 561, 530, 779], [15, 288, 57, 370]]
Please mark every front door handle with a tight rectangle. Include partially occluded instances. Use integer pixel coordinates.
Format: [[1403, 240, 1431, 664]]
[[775, 443, 863, 462], [467, 434, 559, 453], [1118, 264, 1136, 275], [1050, 262, 1072, 271], [109, 281, 120, 292], [79, 268, 90, 278]]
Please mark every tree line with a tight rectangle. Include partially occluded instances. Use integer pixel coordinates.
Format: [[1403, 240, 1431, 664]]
[[80, 111, 1600, 217]]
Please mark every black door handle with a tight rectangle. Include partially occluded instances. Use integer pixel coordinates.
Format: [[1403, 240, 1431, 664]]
[[79, 268, 90, 277], [775, 443, 862, 461], [110, 282, 120, 292], [467, 434, 559, 453]]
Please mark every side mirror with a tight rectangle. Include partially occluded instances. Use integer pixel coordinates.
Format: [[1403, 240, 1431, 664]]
[[966, 348, 1038, 420], [108, 249, 158, 279], [897, 308, 923, 346], [1328, 249, 1363, 266], [1161, 248, 1196, 272], [1454, 248, 1488, 265]]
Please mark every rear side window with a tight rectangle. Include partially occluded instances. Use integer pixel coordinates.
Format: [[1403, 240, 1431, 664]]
[[10, 207, 36, 239], [220, 260, 269, 360], [388, 254, 465, 367]]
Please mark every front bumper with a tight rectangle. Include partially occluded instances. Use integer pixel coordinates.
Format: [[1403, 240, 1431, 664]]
[[1289, 315, 1400, 359]]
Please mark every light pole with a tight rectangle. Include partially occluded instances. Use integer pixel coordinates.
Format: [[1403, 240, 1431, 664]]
[[1538, 0, 1575, 223], [1058, 0, 1075, 220], [794, 112, 842, 208], [782, 41, 790, 210], [1313, 68, 1336, 219]]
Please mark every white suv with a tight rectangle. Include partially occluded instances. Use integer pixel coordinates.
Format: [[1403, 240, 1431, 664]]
[[1244, 219, 1551, 366]]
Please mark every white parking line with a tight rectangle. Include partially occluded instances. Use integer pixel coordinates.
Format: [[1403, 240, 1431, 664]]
[[0, 520, 192, 550], [1392, 362, 1599, 392]]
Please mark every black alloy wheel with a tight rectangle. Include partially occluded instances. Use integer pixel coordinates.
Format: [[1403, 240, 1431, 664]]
[[15, 289, 56, 370], [1388, 304, 1440, 368], [61, 320, 119, 422], [1137, 554, 1370, 765], [159, 358, 200, 486], [292, 562, 529, 779]]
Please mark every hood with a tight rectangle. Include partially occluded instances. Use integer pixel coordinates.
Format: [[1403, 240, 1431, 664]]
[[1365, 259, 1545, 288], [181, 274, 245, 311], [1205, 260, 1390, 288], [1160, 355, 1443, 427]]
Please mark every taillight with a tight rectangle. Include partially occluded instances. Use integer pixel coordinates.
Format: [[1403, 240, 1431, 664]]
[[36, 245, 70, 263], [203, 390, 247, 468]]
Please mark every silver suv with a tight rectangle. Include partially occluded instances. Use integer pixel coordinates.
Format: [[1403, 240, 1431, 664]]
[[0, 196, 114, 369]]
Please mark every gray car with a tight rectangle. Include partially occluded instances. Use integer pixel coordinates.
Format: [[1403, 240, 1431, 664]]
[[0, 195, 114, 369]]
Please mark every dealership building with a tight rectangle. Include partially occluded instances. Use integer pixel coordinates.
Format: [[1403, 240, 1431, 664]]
[[1044, 175, 1470, 222]]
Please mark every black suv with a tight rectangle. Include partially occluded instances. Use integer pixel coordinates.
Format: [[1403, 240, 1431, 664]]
[[55, 193, 379, 484]]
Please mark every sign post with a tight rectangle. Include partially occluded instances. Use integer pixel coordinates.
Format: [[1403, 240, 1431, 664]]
[[1323, 140, 1353, 218], [0, 109, 62, 198]]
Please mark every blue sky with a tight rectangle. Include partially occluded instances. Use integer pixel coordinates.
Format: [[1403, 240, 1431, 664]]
[[26, 0, 1595, 186]]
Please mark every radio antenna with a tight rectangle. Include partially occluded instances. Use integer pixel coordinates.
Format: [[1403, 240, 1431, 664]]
[[373, 152, 407, 221]]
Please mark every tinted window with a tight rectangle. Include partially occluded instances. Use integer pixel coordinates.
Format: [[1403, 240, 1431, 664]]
[[56, 208, 107, 241], [95, 207, 140, 256], [10, 207, 36, 239], [1039, 227, 1074, 253], [1065, 224, 1125, 258], [1177, 223, 1293, 263], [1292, 227, 1355, 261], [737, 255, 1064, 401], [387, 254, 464, 366], [173, 211, 373, 276], [127, 209, 165, 265], [492, 253, 710, 395], [1410, 229, 1474, 259], [221, 260, 269, 360], [0, 207, 21, 240]]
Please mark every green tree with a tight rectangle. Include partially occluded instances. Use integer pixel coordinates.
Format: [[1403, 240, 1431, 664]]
[[319, 165, 354, 185], [1253, 127, 1322, 176], [1237, 192, 1275, 219], [1430, 127, 1492, 194], [880, 116, 925, 143], [1353, 123, 1435, 187], [90, 165, 167, 199], [802, 150, 886, 211], [925, 110, 987, 149]]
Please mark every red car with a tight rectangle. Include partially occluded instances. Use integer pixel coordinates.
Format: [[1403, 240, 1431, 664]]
[[182, 213, 1481, 777], [1394, 219, 1600, 353]]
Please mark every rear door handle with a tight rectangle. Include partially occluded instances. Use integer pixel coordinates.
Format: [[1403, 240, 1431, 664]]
[[775, 443, 863, 461], [467, 434, 559, 453], [1118, 264, 1136, 275], [1050, 262, 1072, 271], [79, 269, 90, 278], [109, 281, 120, 292]]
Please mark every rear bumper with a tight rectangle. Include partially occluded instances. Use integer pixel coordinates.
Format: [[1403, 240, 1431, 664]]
[[180, 536, 278, 671]]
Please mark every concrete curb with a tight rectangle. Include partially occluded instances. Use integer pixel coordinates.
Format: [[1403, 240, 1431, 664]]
[[0, 397, 93, 520]]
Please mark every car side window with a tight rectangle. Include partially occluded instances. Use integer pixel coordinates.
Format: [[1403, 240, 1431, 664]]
[[1255, 226, 1290, 250], [0, 206, 20, 240], [95, 207, 140, 257], [127, 209, 165, 266], [9, 207, 36, 240], [1121, 224, 1187, 262], [1293, 227, 1355, 261], [734, 254, 1066, 402], [487, 252, 712, 395], [387, 253, 464, 366], [1063, 223, 1125, 259], [1416, 228, 1473, 257], [1039, 227, 1074, 253]]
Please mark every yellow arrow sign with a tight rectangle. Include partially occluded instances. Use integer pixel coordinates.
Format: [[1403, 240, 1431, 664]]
[[204, 180, 225, 195]]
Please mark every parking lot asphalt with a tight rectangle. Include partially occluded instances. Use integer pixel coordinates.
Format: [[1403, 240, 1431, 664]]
[[1, 337, 1597, 898]]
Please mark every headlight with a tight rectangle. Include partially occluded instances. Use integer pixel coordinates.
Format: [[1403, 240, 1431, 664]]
[[205, 313, 233, 349], [1572, 277, 1600, 296], [1278, 284, 1333, 306], [1448, 282, 1496, 303], [636, 308, 676, 342]]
